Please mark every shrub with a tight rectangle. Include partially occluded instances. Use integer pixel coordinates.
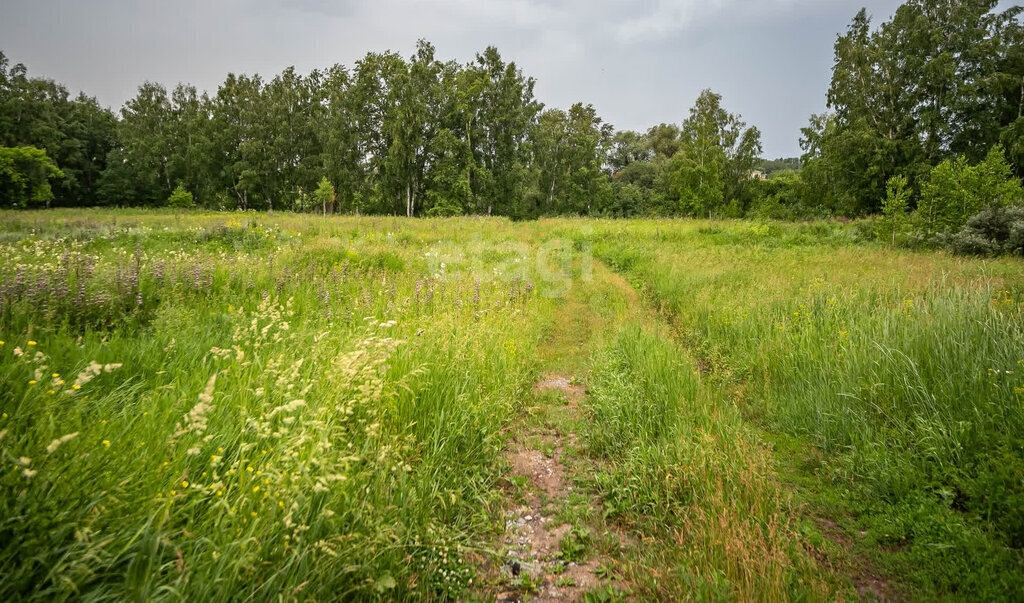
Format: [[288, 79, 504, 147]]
[[918, 146, 1022, 234], [167, 183, 194, 208], [747, 173, 829, 221], [948, 205, 1024, 256], [425, 196, 463, 217]]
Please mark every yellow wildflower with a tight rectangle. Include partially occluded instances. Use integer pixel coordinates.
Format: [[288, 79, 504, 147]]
[[182, 481, 189, 488], [102, 440, 111, 447], [27, 341, 36, 346], [28, 380, 36, 385]]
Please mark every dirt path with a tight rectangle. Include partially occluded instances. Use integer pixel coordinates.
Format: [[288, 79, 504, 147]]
[[490, 376, 609, 602], [475, 260, 648, 601]]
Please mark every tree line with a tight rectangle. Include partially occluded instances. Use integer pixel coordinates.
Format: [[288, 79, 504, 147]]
[[1, 0, 1022, 224]]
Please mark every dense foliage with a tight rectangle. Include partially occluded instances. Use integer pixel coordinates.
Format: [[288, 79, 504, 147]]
[[0, 146, 63, 208], [0, 1, 1022, 227]]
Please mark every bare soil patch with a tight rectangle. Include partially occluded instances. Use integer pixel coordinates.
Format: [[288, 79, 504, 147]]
[[483, 376, 617, 602]]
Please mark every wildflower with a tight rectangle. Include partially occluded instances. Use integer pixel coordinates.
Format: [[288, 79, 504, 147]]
[[52, 373, 59, 378], [170, 490, 177, 496], [2, 413, 7, 419], [216, 490, 223, 496], [13, 347, 23, 357], [22, 468, 37, 478], [28, 380, 36, 385], [47, 390, 55, 395], [0, 340, 4, 345], [182, 481, 189, 488], [27, 341, 36, 346], [102, 440, 111, 447], [46, 432, 79, 453]]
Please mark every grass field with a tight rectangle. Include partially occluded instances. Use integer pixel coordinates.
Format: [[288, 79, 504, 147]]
[[1, 210, 1022, 600]]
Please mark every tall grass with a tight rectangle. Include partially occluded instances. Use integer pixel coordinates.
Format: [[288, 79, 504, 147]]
[[582, 327, 835, 600], [585, 218, 1024, 596], [0, 212, 542, 599]]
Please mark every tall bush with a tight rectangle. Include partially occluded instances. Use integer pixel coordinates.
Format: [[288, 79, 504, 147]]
[[919, 146, 1022, 233]]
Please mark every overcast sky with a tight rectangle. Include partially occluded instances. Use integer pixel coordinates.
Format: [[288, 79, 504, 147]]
[[1, 0, 908, 157]]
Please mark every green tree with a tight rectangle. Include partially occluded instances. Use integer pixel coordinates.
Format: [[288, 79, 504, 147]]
[[0, 52, 116, 206], [313, 176, 335, 215], [472, 46, 542, 217], [529, 103, 612, 216], [813, 2, 1021, 215], [0, 146, 64, 208], [668, 90, 760, 217], [608, 130, 652, 172], [881, 174, 911, 244]]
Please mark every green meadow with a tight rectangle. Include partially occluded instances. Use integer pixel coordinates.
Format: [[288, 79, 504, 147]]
[[1, 210, 1022, 600]]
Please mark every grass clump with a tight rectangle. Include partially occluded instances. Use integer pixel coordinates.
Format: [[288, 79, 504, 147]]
[[581, 327, 838, 600]]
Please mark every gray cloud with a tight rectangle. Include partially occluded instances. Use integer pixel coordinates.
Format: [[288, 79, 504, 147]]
[[0, 0, 906, 157]]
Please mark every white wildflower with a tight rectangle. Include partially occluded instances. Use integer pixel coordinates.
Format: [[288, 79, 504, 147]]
[[46, 432, 79, 453]]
